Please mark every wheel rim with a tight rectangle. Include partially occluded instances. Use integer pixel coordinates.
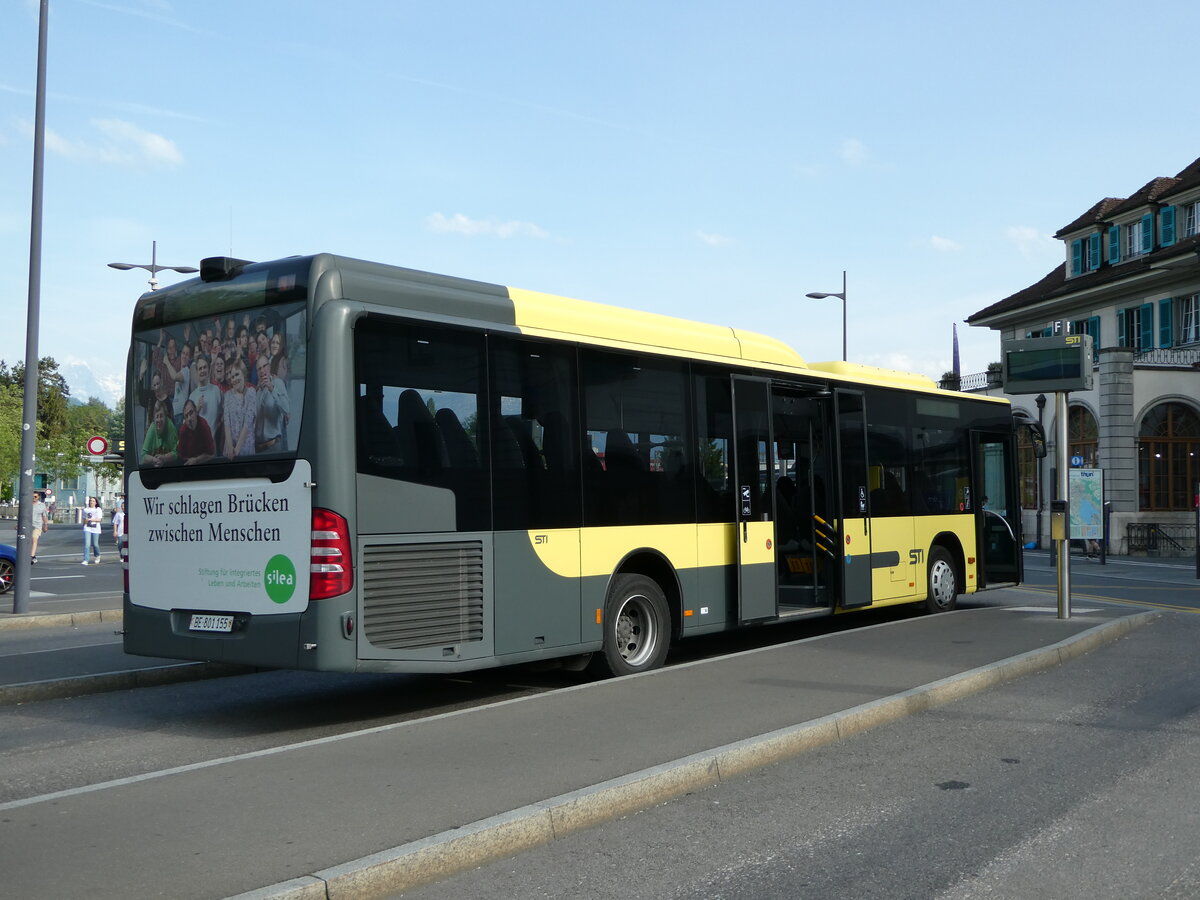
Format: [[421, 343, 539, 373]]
[[614, 593, 660, 667], [0, 560, 12, 593], [929, 558, 956, 609]]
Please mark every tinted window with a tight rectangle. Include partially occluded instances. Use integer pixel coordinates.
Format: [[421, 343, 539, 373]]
[[355, 319, 490, 532], [490, 338, 581, 530], [582, 351, 694, 526]]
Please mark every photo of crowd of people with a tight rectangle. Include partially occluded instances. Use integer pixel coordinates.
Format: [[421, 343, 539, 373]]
[[132, 302, 306, 467]]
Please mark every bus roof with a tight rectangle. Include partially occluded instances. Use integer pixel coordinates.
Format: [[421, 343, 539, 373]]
[[156, 253, 1004, 403]]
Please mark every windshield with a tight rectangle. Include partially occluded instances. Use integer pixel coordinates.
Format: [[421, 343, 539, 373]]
[[131, 300, 306, 468]]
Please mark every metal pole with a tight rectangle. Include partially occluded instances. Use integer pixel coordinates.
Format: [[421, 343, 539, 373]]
[[840, 270, 847, 362], [13, 0, 49, 616], [1055, 391, 1070, 619]]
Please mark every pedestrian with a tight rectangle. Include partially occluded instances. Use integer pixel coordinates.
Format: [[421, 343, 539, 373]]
[[112, 497, 126, 561], [30, 490, 48, 563], [81, 496, 103, 565]]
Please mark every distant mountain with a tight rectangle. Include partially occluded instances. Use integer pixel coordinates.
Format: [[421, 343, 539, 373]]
[[59, 359, 123, 408]]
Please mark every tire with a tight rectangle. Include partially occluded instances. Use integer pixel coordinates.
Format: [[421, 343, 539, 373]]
[[923, 546, 958, 613], [0, 559, 13, 594], [590, 574, 671, 677]]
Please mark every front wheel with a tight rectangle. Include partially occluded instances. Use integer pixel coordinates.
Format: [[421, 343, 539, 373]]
[[590, 574, 671, 677], [923, 547, 958, 613], [0, 558, 13, 594]]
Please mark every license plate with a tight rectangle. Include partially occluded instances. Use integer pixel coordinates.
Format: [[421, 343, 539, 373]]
[[189, 614, 234, 633]]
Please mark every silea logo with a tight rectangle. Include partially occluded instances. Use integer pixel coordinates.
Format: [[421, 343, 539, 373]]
[[263, 554, 297, 604]]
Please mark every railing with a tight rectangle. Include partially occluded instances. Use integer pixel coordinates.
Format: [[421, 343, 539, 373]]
[[1126, 522, 1197, 555], [1133, 347, 1200, 367]]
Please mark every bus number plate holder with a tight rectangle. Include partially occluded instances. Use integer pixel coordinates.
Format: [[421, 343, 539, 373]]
[[189, 614, 234, 633]]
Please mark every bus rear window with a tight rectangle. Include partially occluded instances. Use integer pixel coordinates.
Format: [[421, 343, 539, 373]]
[[131, 301, 306, 468]]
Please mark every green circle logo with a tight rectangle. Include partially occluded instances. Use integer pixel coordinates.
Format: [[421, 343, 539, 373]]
[[264, 554, 297, 604]]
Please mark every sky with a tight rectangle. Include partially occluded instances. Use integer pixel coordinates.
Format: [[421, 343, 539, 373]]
[[4, 0, 1200, 407]]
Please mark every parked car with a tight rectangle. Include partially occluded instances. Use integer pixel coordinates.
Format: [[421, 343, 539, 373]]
[[0, 543, 14, 594]]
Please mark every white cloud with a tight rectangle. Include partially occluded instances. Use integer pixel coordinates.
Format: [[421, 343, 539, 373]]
[[426, 212, 550, 240], [1005, 225, 1057, 258], [840, 138, 870, 166], [930, 235, 962, 252], [695, 231, 735, 247], [37, 118, 183, 168]]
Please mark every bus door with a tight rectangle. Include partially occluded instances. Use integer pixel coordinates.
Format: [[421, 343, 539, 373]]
[[732, 376, 776, 623], [771, 386, 832, 611], [972, 430, 1022, 587], [834, 389, 873, 609]]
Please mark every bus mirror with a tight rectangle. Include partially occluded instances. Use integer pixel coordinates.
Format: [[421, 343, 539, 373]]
[[1013, 411, 1047, 460], [1028, 422, 1047, 459]]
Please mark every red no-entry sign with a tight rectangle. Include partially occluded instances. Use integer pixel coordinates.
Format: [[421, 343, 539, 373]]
[[86, 435, 108, 456]]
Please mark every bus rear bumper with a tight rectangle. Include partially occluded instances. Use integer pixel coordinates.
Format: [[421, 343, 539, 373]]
[[122, 597, 305, 670]]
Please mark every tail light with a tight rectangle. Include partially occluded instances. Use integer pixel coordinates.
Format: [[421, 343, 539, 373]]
[[310, 508, 353, 600]]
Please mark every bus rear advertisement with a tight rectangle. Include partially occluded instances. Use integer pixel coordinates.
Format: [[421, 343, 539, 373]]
[[123, 253, 1033, 676]]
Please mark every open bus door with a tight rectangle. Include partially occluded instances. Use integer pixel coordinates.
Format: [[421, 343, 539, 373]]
[[834, 389, 873, 609], [732, 376, 776, 623], [771, 385, 834, 613], [972, 429, 1022, 587]]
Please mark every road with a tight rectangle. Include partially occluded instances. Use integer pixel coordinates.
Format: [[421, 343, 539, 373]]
[[1, 520, 123, 616], [398, 607, 1200, 900]]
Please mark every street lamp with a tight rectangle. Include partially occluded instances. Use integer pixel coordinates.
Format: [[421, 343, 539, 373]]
[[108, 240, 197, 291], [806, 270, 848, 362]]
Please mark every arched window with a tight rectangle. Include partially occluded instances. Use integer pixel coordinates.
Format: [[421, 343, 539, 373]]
[[1138, 403, 1200, 511], [1068, 406, 1099, 468]]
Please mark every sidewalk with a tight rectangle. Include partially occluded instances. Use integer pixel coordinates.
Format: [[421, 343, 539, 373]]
[[0, 597, 1155, 900]]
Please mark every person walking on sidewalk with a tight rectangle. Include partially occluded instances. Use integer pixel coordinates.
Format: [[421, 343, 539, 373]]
[[112, 497, 126, 562], [30, 490, 48, 563], [81, 496, 103, 565]]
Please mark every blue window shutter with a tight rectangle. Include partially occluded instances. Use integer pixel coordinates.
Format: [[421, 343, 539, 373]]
[[1108, 227, 1120, 263], [1139, 302, 1154, 350], [1117, 309, 1126, 346], [1088, 316, 1101, 345], [1088, 233, 1101, 270], [1159, 297, 1173, 347], [1161, 206, 1177, 247], [1141, 214, 1153, 253], [1071, 239, 1083, 275]]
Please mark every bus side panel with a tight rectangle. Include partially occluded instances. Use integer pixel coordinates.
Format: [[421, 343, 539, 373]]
[[492, 530, 581, 656], [869, 516, 917, 602]]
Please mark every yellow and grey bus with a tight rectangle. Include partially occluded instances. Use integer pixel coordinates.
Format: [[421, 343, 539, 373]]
[[123, 253, 1029, 676]]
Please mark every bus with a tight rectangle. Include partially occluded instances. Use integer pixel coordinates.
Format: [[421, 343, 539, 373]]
[[123, 253, 1033, 677]]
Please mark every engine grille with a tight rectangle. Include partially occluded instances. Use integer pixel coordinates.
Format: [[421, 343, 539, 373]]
[[362, 541, 485, 649]]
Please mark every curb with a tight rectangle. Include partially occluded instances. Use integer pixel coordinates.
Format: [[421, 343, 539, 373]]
[[0, 659, 258, 706], [227, 610, 1158, 900], [0, 609, 123, 632]]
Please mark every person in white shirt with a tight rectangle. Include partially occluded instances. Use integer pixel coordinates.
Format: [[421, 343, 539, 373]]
[[188, 355, 223, 445]]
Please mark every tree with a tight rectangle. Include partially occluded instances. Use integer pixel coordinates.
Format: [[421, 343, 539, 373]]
[[0, 357, 71, 441]]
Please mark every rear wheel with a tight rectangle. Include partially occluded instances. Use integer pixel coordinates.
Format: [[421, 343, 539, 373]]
[[923, 547, 958, 613], [0, 558, 13, 594], [590, 574, 671, 677]]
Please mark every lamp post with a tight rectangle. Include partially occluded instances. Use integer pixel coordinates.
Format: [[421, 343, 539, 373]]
[[108, 240, 197, 291], [806, 270, 847, 361]]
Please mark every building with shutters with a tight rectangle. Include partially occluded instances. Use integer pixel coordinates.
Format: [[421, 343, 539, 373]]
[[966, 156, 1200, 557]]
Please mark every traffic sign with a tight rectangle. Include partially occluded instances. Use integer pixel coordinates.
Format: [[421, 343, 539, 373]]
[[86, 435, 109, 456]]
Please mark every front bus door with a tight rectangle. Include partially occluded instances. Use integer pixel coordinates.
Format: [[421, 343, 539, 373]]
[[972, 430, 1022, 587], [732, 376, 776, 623], [835, 389, 873, 609]]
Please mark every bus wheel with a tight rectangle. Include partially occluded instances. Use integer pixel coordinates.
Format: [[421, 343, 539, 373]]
[[924, 547, 958, 613], [591, 574, 671, 677]]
